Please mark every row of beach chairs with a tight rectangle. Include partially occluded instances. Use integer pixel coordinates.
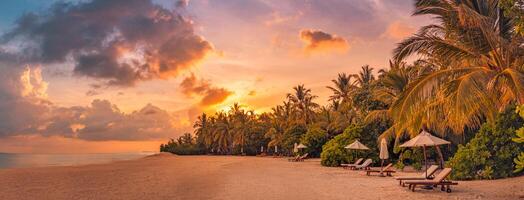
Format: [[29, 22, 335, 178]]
[[342, 158, 458, 193]]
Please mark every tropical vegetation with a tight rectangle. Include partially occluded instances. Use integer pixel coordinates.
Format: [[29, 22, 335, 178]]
[[160, 0, 524, 180]]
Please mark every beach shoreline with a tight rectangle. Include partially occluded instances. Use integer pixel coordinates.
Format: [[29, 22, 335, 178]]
[[0, 153, 522, 200]]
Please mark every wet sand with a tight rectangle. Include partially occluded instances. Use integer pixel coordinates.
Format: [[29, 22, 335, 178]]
[[0, 153, 522, 200]]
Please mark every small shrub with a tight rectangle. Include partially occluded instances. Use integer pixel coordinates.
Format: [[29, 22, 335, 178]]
[[448, 106, 524, 180], [395, 161, 405, 170], [412, 162, 422, 170]]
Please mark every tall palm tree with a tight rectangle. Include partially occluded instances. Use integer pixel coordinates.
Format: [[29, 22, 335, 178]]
[[392, 0, 524, 136], [355, 65, 375, 88], [287, 84, 319, 124], [194, 113, 211, 149], [366, 60, 418, 138], [229, 103, 255, 154], [213, 112, 233, 154], [327, 73, 355, 103]]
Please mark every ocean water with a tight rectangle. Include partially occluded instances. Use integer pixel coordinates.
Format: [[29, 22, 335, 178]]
[[0, 152, 156, 169]]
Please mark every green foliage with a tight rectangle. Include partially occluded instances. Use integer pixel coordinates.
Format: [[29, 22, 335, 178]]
[[500, 0, 524, 36], [281, 123, 308, 154], [300, 125, 328, 157], [394, 161, 405, 170], [320, 123, 382, 167], [513, 105, 524, 173], [397, 148, 424, 170], [320, 126, 359, 167], [160, 134, 205, 155], [448, 107, 524, 180], [412, 162, 422, 171]]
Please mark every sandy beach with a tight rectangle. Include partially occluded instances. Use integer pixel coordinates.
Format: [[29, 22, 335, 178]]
[[0, 153, 522, 200]]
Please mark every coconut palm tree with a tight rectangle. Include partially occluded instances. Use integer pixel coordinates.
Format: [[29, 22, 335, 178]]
[[228, 103, 256, 154], [391, 0, 524, 137], [355, 65, 376, 88], [194, 113, 212, 150], [327, 73, 355, 103], [213, 112, 233, 154], [287, 84, 319, 124]]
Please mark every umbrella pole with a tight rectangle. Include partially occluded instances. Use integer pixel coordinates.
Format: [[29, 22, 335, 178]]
[[379, 159, 385, 177], [435, 145, 444, 169], [423, 145, 428, 179]]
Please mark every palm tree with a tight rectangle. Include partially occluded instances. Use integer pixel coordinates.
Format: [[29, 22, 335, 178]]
[[391, 0, 524, 136], [213, 112, 233, 154], [194, 113, 211, 150], [366, 60, 418, 138], [327, 73, 355, 103], [229, 103, 256, 154], [287, 84, 319, 124], [355, 65, 375, 88]]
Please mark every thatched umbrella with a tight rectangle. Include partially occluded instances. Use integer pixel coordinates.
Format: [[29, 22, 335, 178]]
[[345, 139, 370, 161], [399, 130, 450, 178], [296, 144, 308, 149], [379, 138, 389, 175], [345, 140, 370, 150]]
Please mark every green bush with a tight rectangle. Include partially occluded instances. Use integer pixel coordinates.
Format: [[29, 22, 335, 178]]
[[320, 124, 379, 166], [513, 105, 524, 173], [448, 106, 524, 180], [300, 126, 329, 157], [281, 123, 308, 155], [397, 148, 425, 170]]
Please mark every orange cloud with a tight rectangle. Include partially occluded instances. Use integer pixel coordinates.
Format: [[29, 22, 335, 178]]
[[382, 21, 415, 40], [299, 29, 349, 53], [180, 73, 233, 107]]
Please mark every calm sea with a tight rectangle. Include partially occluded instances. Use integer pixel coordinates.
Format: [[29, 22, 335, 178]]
[[0, 152, 156, 169]]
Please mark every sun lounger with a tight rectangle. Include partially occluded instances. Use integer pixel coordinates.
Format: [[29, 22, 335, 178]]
[[395, 165, 439, 186], [365, 163, 395, 176], [296, 153, 309, 162], [288, 155, 300, 162], [352, 159, 372, 170], [404, 168, 458, 193], [289, 153, 308, 162], [341, 158, 363, 169]]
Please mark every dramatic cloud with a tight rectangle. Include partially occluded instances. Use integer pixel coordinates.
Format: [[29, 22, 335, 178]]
[[382, 21, 415, 40], [1, 0, 213, 86], [299, 29, 349, 53], [0, 64, 180, 141], [180, 73, 232, 106]]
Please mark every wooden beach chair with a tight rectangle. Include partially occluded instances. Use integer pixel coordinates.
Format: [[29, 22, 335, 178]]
[[296, 153, 309, 162], [352, 159, 372, 170], [404, 168, 458, 193], [395, 165, 439, 186], [341, 158, 363, 169], [288, 155, 300, 162], [365, 163, 395, 176]]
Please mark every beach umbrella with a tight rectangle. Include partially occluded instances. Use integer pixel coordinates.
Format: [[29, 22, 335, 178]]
[[345, 140, 370, 150], [345, 139, 369, 161], [379, 138, 389, 176], [296, 144, 308, 149], [399, 130, 450, 178]]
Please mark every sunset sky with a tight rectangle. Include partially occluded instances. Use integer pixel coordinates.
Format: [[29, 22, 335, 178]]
[[0, 0, 431, 153]]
